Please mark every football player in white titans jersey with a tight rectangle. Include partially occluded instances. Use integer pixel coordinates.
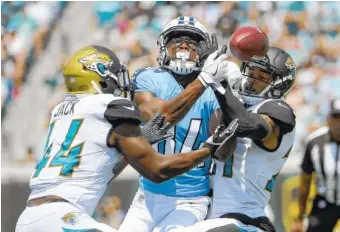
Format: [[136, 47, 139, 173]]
[[15, 45, 234, 232], [180, 46, 297, 232]]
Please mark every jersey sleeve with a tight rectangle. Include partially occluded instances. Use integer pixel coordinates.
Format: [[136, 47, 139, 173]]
[[301, 141, 315, 174], [104, 98, 142, 127], [131, 68, 158, 96], [257, 100, 296, 134], [211, 91, 221, 112]]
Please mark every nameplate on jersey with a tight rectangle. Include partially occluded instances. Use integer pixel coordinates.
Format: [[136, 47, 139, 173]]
[[54, 100, 79, 117]]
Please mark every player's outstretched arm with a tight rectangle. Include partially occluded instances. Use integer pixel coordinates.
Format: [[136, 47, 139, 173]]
[[214, 82, 272, 140], [135, 83, 222, 137], [108, 122, 211, 183], [134, 91, 165, 123], [161, 47, 229, 125], [214, 82, 295, 148], [134, 78, 206, 124], [134, 35, 227, 125]]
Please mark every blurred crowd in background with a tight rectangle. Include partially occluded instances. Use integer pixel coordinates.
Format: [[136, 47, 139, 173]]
[[90, 1, 340, 154], [1, 1, 67, 118], [1, 1, 340, 228]]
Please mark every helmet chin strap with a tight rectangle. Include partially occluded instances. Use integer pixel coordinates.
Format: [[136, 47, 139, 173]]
[[91, 81, 103, 94]]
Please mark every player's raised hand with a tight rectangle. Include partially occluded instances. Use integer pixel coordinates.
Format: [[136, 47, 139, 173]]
[[141, 113, 173, 144], [203, 119, 238, 161], [197, 33, 219, 66], [197, 45, 228, 94]]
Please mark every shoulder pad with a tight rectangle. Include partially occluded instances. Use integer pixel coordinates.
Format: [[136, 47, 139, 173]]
[[257, 100, 295, 133], [104, 98, 141, 127]]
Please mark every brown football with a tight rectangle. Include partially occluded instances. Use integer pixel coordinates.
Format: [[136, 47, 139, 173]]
[[229, 26, 269, 61]]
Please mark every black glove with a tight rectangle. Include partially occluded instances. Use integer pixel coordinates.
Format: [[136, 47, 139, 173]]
[[204, 119, 239, 161], [141, 113, 173, 144], [197, 33, 219, 66]]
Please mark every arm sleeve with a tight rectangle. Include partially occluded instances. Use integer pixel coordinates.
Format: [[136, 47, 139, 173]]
[[104, 99, 142, 128], [257, 100, 296, 134], [301, 142, 315, 174], [214, 83, 270, 140], [131, 68, 158, 95]]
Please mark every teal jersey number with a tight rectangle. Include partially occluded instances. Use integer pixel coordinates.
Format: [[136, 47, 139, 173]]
[[265, 146, 292, 192], [158, 119, 207, 168], [221, 153, 279, 192], [33, 119, 84, 178], [33, 122, 55, 177], [265, 174, 278, 192], [222, 154, 234, 177], [49, 119, 84, 176], [221, 148, 292, 193]]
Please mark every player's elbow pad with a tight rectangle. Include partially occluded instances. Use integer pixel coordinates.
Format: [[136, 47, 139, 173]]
[[235, 114, 270, 140]]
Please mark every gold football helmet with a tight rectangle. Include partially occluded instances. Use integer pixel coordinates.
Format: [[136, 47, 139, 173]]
[[62, 45, 130, 95]]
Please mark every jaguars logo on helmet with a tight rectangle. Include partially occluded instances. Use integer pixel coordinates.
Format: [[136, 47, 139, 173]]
[[285, 57, 296, 71], [63, 45, 130, 97]]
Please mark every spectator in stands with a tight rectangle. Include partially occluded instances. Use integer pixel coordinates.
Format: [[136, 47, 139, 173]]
[[1, 1, 67, 118], [215, 2, 239, 39]]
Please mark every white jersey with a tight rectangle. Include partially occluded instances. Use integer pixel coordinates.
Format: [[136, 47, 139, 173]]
[[211, 99, 296, 218], [29, 94, 141, 215]]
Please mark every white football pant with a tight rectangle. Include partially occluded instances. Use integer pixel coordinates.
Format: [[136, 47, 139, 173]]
[[173, 218, 263, 232], [118, 188, 210, 232], [16, 201, 117, 232]]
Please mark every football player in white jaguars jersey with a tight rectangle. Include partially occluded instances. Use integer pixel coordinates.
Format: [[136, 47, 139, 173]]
[[15, 45, 234, 232], [179, 46, 297, 232]]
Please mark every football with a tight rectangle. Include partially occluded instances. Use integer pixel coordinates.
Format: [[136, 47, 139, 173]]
[[229, 26, 269, 61]]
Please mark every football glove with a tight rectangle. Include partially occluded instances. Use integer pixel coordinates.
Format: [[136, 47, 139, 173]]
[[197, 45, 228, 94], [204, 119, 239, 161], [141, 113, 173, 144], [197, 33, 219, 66]]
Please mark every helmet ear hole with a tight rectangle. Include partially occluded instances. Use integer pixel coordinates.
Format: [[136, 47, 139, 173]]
[[99, 80, 108, 89]]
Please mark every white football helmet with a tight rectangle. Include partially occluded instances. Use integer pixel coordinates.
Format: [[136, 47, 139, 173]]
[[157, 16, 208, 75]]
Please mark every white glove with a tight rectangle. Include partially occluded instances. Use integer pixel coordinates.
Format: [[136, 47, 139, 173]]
[[198, 46, 228, 94]]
